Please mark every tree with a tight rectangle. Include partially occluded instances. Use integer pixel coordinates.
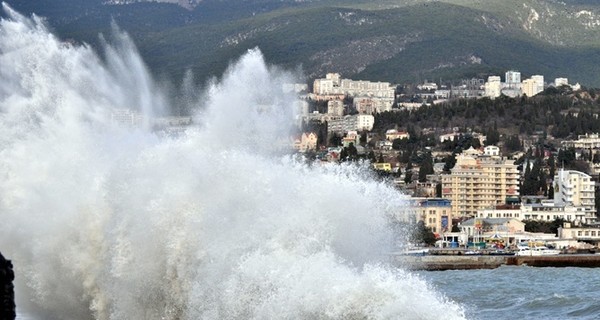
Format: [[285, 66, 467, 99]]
[[418, 152, 434, 182], [410, 221, 437, 246], [404, 162, 413, 184], [329, 133, 342, 147]]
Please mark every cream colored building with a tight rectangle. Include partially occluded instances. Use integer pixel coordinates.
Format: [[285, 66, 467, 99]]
[[554, 169, 596, 221], [442, 151, 520, 218], [522, 75, 544, 97]]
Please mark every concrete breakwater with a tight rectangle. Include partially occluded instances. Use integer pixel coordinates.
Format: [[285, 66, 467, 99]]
[[393, 254, 600, 271]]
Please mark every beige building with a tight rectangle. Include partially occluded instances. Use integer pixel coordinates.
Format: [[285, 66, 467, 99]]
[[442, 150, 520, 218], [416, 198, 453, 234]]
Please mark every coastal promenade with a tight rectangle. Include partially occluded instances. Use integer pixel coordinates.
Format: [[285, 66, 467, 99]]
[[391, 252, 600, 271]]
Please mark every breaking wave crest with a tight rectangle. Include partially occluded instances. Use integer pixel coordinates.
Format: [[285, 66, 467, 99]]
[[0, 4, 465, 319]]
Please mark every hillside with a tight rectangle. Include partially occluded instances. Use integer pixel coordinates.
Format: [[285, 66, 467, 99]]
[[4, 0, 600, 86]]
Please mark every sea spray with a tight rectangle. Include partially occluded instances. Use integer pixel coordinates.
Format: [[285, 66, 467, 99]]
[[0, 4, 465, 319]]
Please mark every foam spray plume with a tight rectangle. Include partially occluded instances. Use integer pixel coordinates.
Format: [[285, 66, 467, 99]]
[[0, 4, 465, 320]]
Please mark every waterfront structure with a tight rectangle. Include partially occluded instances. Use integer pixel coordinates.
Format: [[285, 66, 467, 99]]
[[442, 149, 520, 218], [558, 222, 600, 245], [313, 73, 395, 98], [553, 169, 596, 222], [327, 114, 374, 134]]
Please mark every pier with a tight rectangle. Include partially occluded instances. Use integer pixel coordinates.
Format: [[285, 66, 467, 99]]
[[393, 254, 600, 271]]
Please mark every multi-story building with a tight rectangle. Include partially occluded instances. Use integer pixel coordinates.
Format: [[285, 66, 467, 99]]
[[414, 198, 453, 234], [442, 149, 520, 218], [353, 96, 394, 114], [522, 75, 545, 97], [327, 114, 374, 135], [505, 70, 521, 87], [327, 100, 344, 116], [561, 133, 600, 149], [484, 76, 501, 98], [476, 201, 591, 225], [553, 169, 596, 221], [313, 73, 395, 98]]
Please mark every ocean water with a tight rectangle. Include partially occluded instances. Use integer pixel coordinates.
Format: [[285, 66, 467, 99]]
[[419, 266, 600, 320], [0, 4, 466, 320]]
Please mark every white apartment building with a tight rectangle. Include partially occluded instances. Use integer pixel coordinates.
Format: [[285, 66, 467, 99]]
[[327, 114, 374, 134], [553, 169, 596, 220], [484, 76, 501, 98], [442, 151, 520, 218], [313, 73, 395, 98]]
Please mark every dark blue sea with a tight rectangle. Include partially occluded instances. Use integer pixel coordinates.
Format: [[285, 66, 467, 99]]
[[419, 266, 600, 320]]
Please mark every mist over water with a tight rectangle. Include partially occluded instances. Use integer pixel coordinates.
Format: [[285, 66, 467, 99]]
[[0, 4, 465, 319]]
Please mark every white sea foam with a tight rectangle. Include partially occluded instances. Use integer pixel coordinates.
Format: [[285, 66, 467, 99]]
[[0, 4, 465, 319]]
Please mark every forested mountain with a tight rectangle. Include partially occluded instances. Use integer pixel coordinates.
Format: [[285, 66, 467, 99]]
[[4, 0, 600, 86]]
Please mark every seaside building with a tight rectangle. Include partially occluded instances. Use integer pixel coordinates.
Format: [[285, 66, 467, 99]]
[[442, 147, 520, 218]]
